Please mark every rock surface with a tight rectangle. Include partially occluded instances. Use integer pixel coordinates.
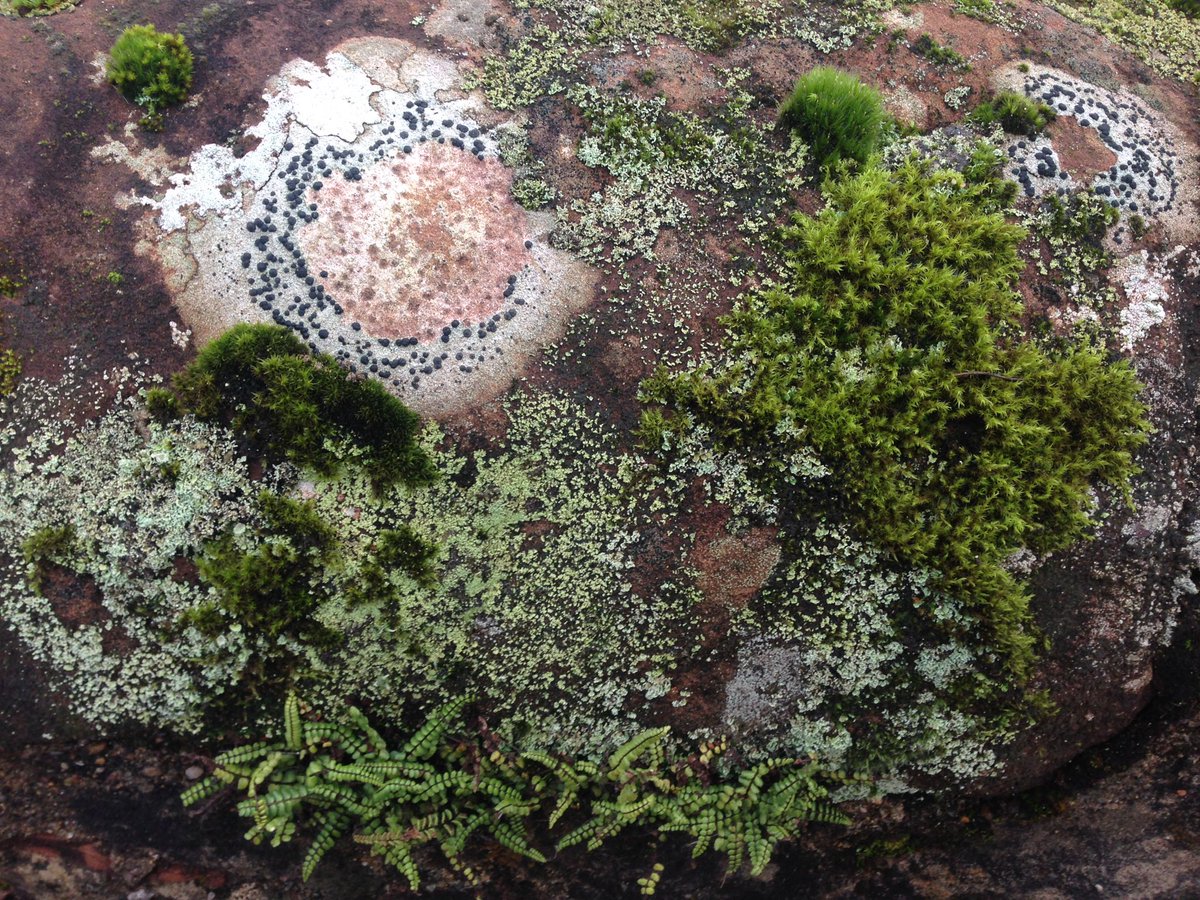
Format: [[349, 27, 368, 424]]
[[0, 0, 1197, 892]]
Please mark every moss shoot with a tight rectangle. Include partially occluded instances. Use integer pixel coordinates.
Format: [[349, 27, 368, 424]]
[[107, 25, 194, 125], [778, 67, 888, 170]]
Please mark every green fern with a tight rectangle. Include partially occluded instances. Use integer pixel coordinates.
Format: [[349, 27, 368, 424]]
[[400, 695, 472, 761], [607, 726, 670, 776], [302, 810, 351, 881], [181, 776, 222, 807], [184, 696, 848, 889], [355, 826, 421, 890], [284, 693, 304, 751]]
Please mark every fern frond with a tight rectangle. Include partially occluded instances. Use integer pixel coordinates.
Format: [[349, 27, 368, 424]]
[[302, 810, 350, 881], [236, 783, 308, 820], [400, 695, 472, 761], [549, 785, 581, 829], [215, 741, 278, 766], [491, 819, 547, 863], [308, 783, 374, 817], [181, 775, 222, 807], [443, 810, 488, 858], [556, 817, 606, 851], [607, 727, 670, 777], [355, 827, 420, 891], [410, 770, 475, 801], [284, 693, 303, 751], [304, 722, 371, 758], [347, 705, 388, 754], [248, 751, 286, 796]]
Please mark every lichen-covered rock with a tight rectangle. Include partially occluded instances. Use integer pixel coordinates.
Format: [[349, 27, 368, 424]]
[[4, 0, 1198, 820]]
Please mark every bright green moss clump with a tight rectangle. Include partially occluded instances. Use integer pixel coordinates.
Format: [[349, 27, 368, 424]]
[[107, 25, 194, 115], [9, 0, 71, 15], [644, 158, 1150, 674], [778, 67, 887, 169], [969, 91, 1057, 135], [155, 324, 436, 492]]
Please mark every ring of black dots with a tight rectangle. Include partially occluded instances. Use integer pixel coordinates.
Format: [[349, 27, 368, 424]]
[[241, 98, 536, 391], [1003, 72, 1179, 234]]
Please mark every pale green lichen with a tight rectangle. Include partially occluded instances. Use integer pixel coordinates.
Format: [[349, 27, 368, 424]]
[[298, 392, 702, 757], [0, 370, 267, 731], [718, 521, 1016, 793], [0, 379, 703, 755], [469, 0, 893, 115], [1022, 189, 1120, 312], [497, 122, 560, 210], [512, 175, 558, 209], [515, 0, 891, 54], [944, 85, 972, 110], [555, 78, 807, 268], [464, 24, 581, 111], [953, 0, 1022, 29], [0, 368, 1024, 788], [1044, 0, 1200, 84]]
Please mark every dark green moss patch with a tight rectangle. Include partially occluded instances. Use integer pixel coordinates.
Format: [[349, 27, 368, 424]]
[[158, 324, 436, 493], [912, 34, 971, 69], [22, 524, 75, 594], [189, 492, 339, 647]]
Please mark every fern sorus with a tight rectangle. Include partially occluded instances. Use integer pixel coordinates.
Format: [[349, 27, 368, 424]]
[[183, 696, 847, 892]]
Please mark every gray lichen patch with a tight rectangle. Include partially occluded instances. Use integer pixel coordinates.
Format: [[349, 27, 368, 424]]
[[103, 39, 596, 421], [719, 521, 1010, 794], [0, 376, 704, 754], [992, 63, 1200, 245]]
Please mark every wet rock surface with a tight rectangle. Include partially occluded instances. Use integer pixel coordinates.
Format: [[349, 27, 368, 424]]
[[0, 0, 1197, 894]]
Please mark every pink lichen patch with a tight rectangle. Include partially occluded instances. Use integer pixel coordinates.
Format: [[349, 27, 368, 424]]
[[297, 142, 533, 341]]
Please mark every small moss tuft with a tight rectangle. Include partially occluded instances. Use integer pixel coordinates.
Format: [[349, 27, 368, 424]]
[[969, 90, 1056, 135], [778, 67, 887, 170], [190, 491, 342, 692], [913, 33, 971, 69], [107, 25, 194, 116], [21, 524, 75, 594]]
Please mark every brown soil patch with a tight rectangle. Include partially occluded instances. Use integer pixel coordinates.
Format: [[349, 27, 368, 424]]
[[913, 2, 1022, 61], [1048, 114, 1119, 180], [644, 498, 782, 736], [424, 0, 515, 58], [692, 527, 780, 612], [39, 565, 108, 629], [37, 565, 139, 655], [729, 37, 820, 107], [298, 142, 532, 341], [600, 37, 724, 113]]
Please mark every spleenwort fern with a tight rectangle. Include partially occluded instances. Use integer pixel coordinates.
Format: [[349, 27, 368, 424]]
[[557, 732, 849, 886], [183, 696, 848, 892]]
